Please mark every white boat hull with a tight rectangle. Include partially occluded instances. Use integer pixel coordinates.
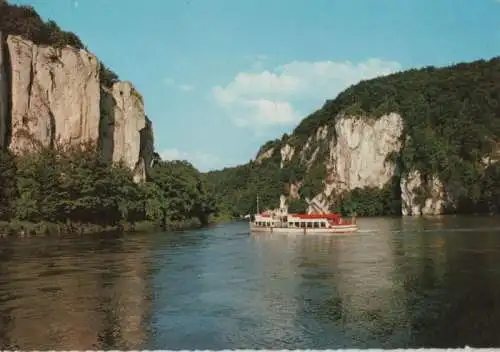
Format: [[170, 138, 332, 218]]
[[250, 223, 358, 234]]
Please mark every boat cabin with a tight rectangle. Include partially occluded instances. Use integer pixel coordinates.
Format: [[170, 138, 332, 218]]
[[252, 212, 343, 229]]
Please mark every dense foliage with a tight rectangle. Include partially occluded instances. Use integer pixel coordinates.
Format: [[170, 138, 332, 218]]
[[0, 144, 217, 235], [205, 57, 500, 217], [148, 159, 217, 227], [204, 159, 285, 218], [0, 0, 118, 87]]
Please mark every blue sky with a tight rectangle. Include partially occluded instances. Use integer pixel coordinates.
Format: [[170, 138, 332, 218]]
[[10, 0, 500, 171]]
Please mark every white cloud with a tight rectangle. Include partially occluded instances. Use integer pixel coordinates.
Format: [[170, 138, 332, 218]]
[[160, 148, 222, 172], [212, 58, 402, 131]]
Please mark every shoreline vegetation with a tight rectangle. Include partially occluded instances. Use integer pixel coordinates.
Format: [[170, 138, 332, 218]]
[[0, 218, 208, 238], [0, 142, 218, 238]]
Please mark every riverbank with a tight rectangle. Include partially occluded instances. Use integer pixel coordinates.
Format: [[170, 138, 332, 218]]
[[0, 217, 211, 238]]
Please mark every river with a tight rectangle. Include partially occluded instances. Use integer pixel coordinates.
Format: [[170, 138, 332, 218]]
[[0, 216, 500, 349]]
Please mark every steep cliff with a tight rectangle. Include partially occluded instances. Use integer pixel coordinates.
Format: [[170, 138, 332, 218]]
[[0, 31, 7, 148], [206, 56, 500, 217], [0, 32, 154, 182], [304, 113, 404, 213], [100, 82, 154, 182], [7, 34, 100, 152]]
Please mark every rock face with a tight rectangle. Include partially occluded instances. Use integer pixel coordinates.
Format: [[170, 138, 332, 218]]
[[100, 82, 154, 182], [400, 170, 445, 216], [0, 32, 7, 148], [280, 144, 294, 168], [255, 147, 274, 164], [270, 112, 449, 216], [7, 35, 100, 152], [0, 34, 154, 182], [300, 113, 404, 213], [255, 111, 447, 216], [329, 113, 403, 190]]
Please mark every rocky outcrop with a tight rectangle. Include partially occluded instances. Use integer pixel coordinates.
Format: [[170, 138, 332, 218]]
[[280, 144, 294, 168], [332, 113, 402, 188], [255, 147, 274, 164], [0, 34, 154, 182], [305, 113, 404, 212], [0, 31, 7, 148], [267, 111, 450, 216], [296, 112, 449, 216], [400, 170, 445, 216], [100, 82, 153, 182], [7, 35, 100, 152]]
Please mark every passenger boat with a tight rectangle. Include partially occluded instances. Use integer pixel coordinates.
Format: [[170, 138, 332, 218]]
[[249, 197, 358, 234]]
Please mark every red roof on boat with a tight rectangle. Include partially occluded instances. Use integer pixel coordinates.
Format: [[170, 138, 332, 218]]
[[257, 212, 341, 220], [291, 213, 341, 220]]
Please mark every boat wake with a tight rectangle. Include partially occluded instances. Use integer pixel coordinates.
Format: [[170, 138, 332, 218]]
[[358, 226, 500, 234]]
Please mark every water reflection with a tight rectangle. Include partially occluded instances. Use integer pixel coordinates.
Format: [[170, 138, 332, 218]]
[[0, 233, 153, 350], [247, 217, 500, 348], [1, 217, 500, 349], [259, 220, 410, 348]]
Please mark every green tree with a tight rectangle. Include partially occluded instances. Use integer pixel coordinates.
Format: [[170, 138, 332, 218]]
[[0, 149, 17, 220]]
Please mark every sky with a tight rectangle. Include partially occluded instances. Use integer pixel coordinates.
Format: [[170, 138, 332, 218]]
[[9, 0, 500, 172]]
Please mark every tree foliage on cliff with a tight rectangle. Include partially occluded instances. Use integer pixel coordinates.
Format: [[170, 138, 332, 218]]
[[205, 56, 500, 216], [0, 144, 217, 234], [0, 0, 118, 87]]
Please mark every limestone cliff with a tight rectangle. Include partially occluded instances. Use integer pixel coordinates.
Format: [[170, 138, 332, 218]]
[[0, 32, 8, 148], [254, 113, 401, 213], [253, 112, 448, 216], [400, 170, 445, 216], [100, 82, 154, 183], [307, 113, 404, 213], [7, 34, 100, 152], [0, 33, 154, 182]]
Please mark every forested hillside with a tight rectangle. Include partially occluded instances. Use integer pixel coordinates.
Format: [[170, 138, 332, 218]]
[[205, 57, 500, 218]]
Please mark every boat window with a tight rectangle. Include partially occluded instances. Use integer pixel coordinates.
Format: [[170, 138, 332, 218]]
[[307, 222, 312, 228], [295, 222, 300, 227], [320, 222, 326, 228], [314, 222, 319, 228], [300, 222, 305, 228]]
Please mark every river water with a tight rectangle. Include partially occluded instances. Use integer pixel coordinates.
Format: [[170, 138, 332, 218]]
[[1, 216, 500, 349]]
